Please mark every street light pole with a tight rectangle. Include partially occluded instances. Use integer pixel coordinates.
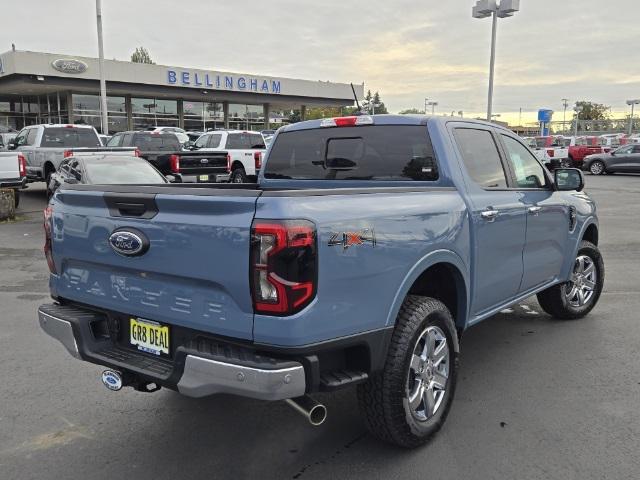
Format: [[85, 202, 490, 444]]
[[96, 0, 108, 135], [626, 99, 640, 136], [561, 98, 569, 134], [574, 106, 581, 137], [424, 98, 428, 115], [473, 0, 520, 121]]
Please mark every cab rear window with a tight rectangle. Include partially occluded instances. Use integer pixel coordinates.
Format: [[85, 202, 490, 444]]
[[41, 127, 101, 148], [132, 133, 180, 150], [264, 125, 438, 181]]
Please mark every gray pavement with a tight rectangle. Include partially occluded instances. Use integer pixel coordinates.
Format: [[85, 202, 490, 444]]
[[1, 176, 639, 479]]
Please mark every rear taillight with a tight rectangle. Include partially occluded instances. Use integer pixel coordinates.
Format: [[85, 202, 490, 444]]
[[226, 153, 232, 173], [169, 154, 180, 173], [43, 206, 56, 274], [18, 153, 26, 178], [547, 149, 555, 157], [250, 220, 317, 315], [254, 151, 262, 171], [134, 148, 141, 157], [63, 150, 73, 158]]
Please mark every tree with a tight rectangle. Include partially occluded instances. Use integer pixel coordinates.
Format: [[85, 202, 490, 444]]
[[362, 90, 388, 114], [574, 101, 610, 120], [399, 108, 426, 115], [131, 47, 155, 64]]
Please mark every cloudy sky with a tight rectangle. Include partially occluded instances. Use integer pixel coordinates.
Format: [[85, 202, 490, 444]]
[[1, 0, 639, 124]]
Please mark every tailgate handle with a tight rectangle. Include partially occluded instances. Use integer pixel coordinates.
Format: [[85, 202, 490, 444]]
[[104, 193, 158, 219], [115, 202, 147, 217]]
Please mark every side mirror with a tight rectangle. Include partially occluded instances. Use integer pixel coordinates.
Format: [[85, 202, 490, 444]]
[[554, 168, 584, 192], [7, 140, 17, 150]]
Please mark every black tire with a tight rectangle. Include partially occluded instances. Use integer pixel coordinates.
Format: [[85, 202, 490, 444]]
[[560, 158, 572, 168], [537, 240, 604, 320], [44, 169, 53, 199], [589, 160, 605, 175], [13, 190, 20, 208], [357, 295, 459, 448], [229, 167, 247, 183]]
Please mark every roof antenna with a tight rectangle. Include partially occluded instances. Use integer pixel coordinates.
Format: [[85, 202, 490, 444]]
[[350, 83, 363, 115]]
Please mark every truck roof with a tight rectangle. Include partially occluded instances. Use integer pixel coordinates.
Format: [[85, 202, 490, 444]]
[[280, 114, 508, 133], [33, 124, 97, 129]]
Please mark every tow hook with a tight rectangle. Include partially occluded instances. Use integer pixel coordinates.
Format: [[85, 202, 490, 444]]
[[101, 369, 161, 393]]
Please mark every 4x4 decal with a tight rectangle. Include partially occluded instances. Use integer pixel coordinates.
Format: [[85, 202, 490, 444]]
[[328, 229, 376, 249]]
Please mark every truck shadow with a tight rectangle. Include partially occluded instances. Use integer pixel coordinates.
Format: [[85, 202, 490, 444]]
[[114, 301, 578, 479]]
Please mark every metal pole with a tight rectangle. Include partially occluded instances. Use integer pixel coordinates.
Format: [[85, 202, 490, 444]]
[[96, 0, 108, 135], [574, 110, 579, 137], [431, 103, 435, 115], [629, 103, 635, 136], [486, 10, 498, 121]]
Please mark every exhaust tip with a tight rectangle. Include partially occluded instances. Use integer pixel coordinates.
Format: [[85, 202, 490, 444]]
[[308, 404, 327, 426], [285, 396, 327, 426]]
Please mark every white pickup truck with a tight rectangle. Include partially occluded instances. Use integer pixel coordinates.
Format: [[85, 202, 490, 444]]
[[7, 124, 102, 184], [0, 151, 27, 207], [190, 130, 266, 182]]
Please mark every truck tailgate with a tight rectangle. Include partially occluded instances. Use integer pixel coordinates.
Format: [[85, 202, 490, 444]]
[[50, 186, 260, 340]]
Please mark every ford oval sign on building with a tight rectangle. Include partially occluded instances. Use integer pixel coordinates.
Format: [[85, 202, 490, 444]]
[[51, 58, 88, 74], [108, 228, 149, 257]]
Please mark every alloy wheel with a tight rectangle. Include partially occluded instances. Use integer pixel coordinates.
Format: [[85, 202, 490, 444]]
[[406, 326, 450, 421], [564, 255, 597, 307]]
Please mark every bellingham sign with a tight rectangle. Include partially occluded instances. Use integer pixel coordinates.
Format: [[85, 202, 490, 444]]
[[166, 69, 281, 94]]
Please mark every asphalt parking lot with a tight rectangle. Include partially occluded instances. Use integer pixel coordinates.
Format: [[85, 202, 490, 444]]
[[1, 177, 639, 480]]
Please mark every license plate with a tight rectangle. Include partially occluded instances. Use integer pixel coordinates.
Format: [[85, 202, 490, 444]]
[[198, 174, 209, 182], [130, 318, 169, 356]]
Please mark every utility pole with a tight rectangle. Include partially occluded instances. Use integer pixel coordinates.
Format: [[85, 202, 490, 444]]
[[626, 100, 640, 136], [96, 0, 108, 135], [573, 105, 581, 137], [561, 98, 569, 134], [424, 98, 428, 114]]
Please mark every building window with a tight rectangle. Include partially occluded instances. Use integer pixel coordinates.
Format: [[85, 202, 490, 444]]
[[72, 94, 127, 133], [131, 97, 178, 129], [228, 104, 264, 131], [183, 101, 223, 131]]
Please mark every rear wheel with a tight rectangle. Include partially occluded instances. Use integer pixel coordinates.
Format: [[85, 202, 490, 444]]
[[537, 240, 604, 319], [560, 158, 572, 168], [589, 161, 605, 175], [230, 167, 247, 183], [13, 190, 20, 208], [357, 296, 459, 448]]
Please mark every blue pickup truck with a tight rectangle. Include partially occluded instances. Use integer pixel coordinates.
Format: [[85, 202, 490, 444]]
[[38, 115, 604, 448]]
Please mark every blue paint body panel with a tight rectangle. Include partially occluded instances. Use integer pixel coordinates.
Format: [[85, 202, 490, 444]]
[[48, 115, 598, 347]]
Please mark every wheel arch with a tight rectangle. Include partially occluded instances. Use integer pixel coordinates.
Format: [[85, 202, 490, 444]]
[[386, 250, 469, 337], [43, 161, 56, 179], [582, 222, 598, 246], [231, 160, 245, 172]]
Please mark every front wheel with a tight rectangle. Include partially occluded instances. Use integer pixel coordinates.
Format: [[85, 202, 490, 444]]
[[589, 160, 605, 175], [561, 158, 572, 168], [229, 167, 247, 183], [537, 240, 604, 319], [357, 296, 459, 448]]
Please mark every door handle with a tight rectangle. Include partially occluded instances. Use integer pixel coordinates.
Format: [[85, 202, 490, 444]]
[[528, 206, 542, 215], [480, 209, 499, 221]]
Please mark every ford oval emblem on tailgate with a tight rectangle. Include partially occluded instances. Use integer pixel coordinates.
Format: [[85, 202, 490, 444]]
[[108, 228, 149, 257]]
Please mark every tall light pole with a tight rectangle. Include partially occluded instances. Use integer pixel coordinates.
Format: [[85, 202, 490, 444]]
[[426, 101, 438, 115], [561, 98, 569, 134], [96, 0, 108, 135], [424, 98, 429, 114], [626, 99, 640, 135], [473, 0, 520, 121]]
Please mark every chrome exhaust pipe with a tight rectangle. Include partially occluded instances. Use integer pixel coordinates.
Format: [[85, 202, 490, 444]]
[[285, 396, 327, 426]]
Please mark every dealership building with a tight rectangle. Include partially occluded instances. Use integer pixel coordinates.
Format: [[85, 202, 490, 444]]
[[0, 49, 363, 133]]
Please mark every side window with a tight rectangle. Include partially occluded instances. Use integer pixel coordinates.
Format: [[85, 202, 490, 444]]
[[106, 134, 122, 147], [226, 134, 243, 149], [208, 134, 222, 148], [501, 135, 549, 189], [633, 145, 640, 154], [194, 134, 210, 148], [453, 128, 507, 189], [123, 133, 134, 146], [67, 160, 82, 180], [14, 130, 28, 146], [26, 128, 38, 146]]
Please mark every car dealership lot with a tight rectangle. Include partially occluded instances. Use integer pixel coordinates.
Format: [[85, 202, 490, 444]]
[[1, 176, 639, 479]]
